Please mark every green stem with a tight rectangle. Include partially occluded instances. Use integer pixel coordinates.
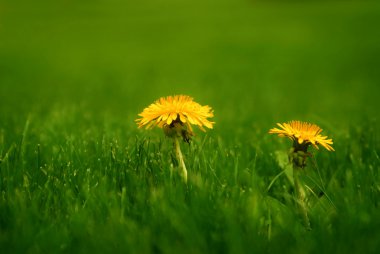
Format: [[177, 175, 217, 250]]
[[174, 136, 187, 183], [293, 165, 311, 230]]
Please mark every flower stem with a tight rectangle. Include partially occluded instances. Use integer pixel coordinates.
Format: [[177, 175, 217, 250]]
[[293, 165, 311, 230], [174, 136, 187, 183]]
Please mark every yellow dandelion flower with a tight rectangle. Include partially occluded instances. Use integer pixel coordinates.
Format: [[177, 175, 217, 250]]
[[269, 120, 334, 151], [136, 95, 214, 133], [269, 120, 333, 229], [136, 95, 214, 183]]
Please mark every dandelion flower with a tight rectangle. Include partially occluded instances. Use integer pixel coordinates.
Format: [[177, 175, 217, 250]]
[[136, 95, 214, 134], [136, 95, 214, 182], [269, 120, 334, 152], [269, 120, 334, 229]]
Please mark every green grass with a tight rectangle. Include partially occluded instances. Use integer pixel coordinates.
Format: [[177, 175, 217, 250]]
[[1, 0, 380, 253]]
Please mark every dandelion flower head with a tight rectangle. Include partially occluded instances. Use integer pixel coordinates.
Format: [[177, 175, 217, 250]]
[[269, 120, 334, 151], [136, 95, 214, 133]]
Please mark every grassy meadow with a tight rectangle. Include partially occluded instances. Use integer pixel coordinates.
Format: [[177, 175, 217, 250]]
[[1, 0, 380, 253]]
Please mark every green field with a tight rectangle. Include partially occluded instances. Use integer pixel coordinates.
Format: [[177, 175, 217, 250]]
[[1, 0, 380, 253]]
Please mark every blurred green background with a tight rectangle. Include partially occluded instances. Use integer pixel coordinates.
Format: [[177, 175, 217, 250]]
[[1, 0, 379, 130], [1, 1, 380, 253]]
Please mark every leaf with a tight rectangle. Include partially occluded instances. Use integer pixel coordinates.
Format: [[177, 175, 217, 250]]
[[275, 150, 294, 185]]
